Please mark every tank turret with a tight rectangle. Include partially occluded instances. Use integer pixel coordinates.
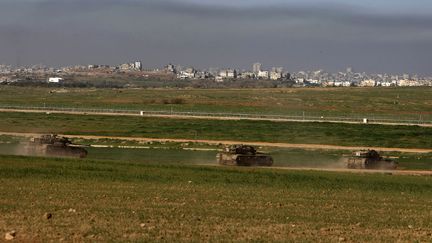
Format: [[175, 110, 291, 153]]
[[346, 150, 397, 170], [217, 145, 273, 166], [225, 145, 257, 155]]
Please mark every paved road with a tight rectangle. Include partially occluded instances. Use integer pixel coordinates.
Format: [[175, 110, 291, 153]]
[[2, 131, 432, 153], [1, 108, 431, 127]]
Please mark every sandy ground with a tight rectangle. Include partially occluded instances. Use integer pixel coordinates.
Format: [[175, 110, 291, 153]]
[[262, 166, 432, 176], [201, 164, 432, 176], [1, 108, 431, 127], [2, 131, 432, 154]]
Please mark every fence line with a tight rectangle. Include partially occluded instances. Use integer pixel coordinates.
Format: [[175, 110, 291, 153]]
[[0, 104, 431, 126]]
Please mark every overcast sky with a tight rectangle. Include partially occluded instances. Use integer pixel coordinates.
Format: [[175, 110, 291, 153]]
[[0, 0, 431, 74]]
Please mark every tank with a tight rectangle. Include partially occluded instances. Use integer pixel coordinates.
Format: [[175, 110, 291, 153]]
[[217, 145, 273, 166], [25, 134, 88, 158], [346, 150, 397, 170]]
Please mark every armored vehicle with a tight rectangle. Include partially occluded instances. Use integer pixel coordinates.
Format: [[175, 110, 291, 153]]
[[217, 145, 273, 166], [346, 150, 397, 170], [25, 134, 88, 158]]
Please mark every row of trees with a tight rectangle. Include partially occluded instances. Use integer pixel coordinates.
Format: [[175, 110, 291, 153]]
[[2, 78, 296, 89]]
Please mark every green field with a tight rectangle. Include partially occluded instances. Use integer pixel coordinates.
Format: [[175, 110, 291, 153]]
[[1, 138, 431, 170], [0, 155, 431, 242], [1, 112, 432, 149], [1, 86, 432, 119], [1, 86, 431, 241]]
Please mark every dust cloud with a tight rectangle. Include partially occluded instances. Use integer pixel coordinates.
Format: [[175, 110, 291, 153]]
[[0, 142, 45, 157], [272, 154, 348, 170]]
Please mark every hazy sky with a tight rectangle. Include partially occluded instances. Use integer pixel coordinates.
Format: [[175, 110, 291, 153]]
[[0, 0, 431, 74]]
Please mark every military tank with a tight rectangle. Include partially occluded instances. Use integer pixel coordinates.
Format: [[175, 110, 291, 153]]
[[25, 134, 88, 158], [217, 145, 273, 166], [346, 150, 397, 170]]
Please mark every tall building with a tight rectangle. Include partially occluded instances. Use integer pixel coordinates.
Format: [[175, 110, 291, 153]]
[[253, 63, 262, 74], [165, 63, 176, 73], [134, 61, 142, 71]]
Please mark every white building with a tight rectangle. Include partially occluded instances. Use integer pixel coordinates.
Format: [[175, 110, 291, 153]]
[[323, 81, 334, 87], [215, 76, 224, 82], [307, 79, 320, 84], [119, 63, 133, 71], [253, 63, 262, 74], [257, 70, 269, 79], [360, 79, 376, 87], [398, 79, 420, 87], [334, 81, 343, 87], [48, 77, 63, 83], [219, 69, 237, 79], [295, 78, 305, 84], [134, 61, 142, 71], [0, 77, 8, 83], [378, 81, 393, 87], [342, 81, 352, 87], [269, 71, 283, 80], [227, 70, 236, 79], [177, 68, 196, 79], [239, 72, 255, 79], [165, 64, 176, 73]]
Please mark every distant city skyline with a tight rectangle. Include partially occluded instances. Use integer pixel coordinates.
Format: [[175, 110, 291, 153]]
[[2, 59, 430, 88], [0, 0, 431, 75], [0, 61, 426, 77]]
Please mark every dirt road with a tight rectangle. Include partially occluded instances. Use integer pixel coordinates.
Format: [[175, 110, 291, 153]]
[[2, 131, 432, 153], [203, 164, 432, 176], [1, 108, 431, 127], [268, 166, 432, 176]]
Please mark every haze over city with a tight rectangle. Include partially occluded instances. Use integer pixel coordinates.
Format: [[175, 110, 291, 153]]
[[0, 0, 431, 74]]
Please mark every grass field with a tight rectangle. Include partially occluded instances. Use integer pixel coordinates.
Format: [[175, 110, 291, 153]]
[[1, 138, 431, 170], [0, 155, 431, 242], [1, 86, 431, 241], [2, 112, 432, 149], [1, 86, 432, 119]]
